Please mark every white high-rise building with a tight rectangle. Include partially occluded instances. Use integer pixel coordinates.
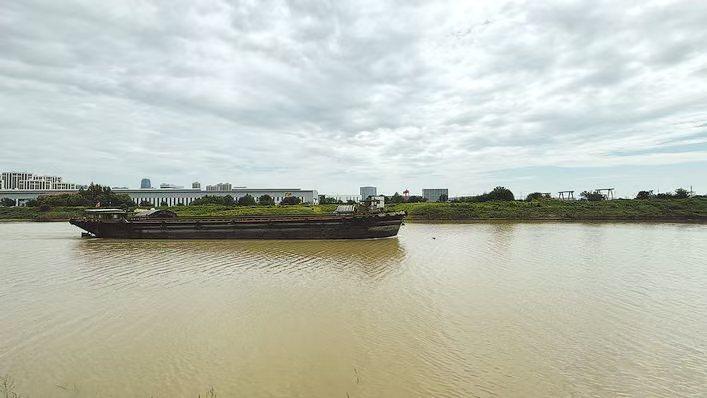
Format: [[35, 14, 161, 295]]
[[1, 172, 77, 190], [1, 172, 33, 190]]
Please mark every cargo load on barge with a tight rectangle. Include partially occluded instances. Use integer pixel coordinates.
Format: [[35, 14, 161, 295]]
[[69, 197, 405, 240]]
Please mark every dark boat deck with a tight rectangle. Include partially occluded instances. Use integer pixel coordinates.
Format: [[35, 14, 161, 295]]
[[70, 212, 406, 240]]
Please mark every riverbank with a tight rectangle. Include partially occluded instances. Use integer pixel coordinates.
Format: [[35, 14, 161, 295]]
[[0, 206, 87, 221], [387, 197, 707, 221], [1, 198, 705, 222], [0, 204, 341, 222]]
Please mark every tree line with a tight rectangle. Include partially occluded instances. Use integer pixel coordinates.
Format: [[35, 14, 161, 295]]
[[1, 184, 136, 209], [452, 186, 515, 203], [184, 194, 301, 207], [0, 185, 699, 208], [0, 185, 304, 208]]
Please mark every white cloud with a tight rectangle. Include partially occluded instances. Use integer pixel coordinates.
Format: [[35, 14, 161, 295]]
[[1, 0, 705, 195]]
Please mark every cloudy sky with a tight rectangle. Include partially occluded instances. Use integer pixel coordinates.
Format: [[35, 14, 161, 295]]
[[1, 0, 706, 197]]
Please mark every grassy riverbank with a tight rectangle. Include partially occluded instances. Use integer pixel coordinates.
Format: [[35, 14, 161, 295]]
[[0, 206, 87, 221], [1, 198, 705, 222], [388, 197, 707, 221]]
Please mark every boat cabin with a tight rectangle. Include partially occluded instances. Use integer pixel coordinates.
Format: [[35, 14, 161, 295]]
[[84, 208, 128, 222], [334, 196, 387, 215], [359, 196, 386, 213]]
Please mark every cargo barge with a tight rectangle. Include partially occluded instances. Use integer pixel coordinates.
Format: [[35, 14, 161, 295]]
[[69, 199, 405, 240]]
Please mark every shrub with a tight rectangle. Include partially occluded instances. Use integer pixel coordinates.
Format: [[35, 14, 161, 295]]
[[674, 188, 690, 199], [190, 195, 235, 206], [139, 200, 152, 207], [580, 191, 605, 201], [648, 188, 690, 200], [0, 198, 15, 207], [387, 192, 404, 204], [407, 195, 427, 203], [35, 184, 134, 207], [451, 186, 514, 202], [237, 194, 256, 206], [526, 192, 550, 201], [258, 195, 275, 206], [318, 195, 343, 205], [636, 191, 652, 200], [280, 196, 301, 205], [487, 186, 515, 201]]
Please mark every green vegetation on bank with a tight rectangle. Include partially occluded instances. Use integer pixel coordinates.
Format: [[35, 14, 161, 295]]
[[1, 199, 705, 222], [1, 184, 705, 222], [32, 184, 134, 207], [0, 205, 88, 221], [387, 197, 707, 221]]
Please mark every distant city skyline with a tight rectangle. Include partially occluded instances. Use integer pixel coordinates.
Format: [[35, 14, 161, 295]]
[[1, 1, 706, 197], [1, 168, 704, 200]]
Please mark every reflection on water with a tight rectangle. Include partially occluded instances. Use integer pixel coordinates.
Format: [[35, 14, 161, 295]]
[[0, 222, 706, 397], [76, 237, 406, 281]]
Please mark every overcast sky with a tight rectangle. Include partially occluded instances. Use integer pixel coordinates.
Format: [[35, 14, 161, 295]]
[[1, 0, 706, 197]]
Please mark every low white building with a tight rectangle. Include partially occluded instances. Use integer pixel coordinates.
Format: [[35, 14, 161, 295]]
[[0, 187, 319, 206], [206, 183, 232, 191]]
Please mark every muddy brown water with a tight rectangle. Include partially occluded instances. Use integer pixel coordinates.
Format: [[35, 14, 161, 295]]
[[0, 222, 705, 397]]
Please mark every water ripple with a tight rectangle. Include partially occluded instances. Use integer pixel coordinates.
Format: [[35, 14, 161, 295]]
[[0, 222, 705, 397]]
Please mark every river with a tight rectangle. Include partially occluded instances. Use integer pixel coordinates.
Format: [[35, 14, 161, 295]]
[[0, 222, 705, 397]]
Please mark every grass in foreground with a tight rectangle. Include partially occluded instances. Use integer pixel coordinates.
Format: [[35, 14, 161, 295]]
[[2, 374, 217, 398]]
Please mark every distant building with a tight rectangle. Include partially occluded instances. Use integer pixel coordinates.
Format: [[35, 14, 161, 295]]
[[206, 183, 232, 191], [360, 186, 377, 199], [160, 183, 184, 189], [422, 188, 449, 202], [140, 178, 152, 189], [1, 171, 77, 190], [2, 172, 33, 190], [331, 194, 361, 202], [0, 187, 320, 207], [192, 181, 201, 190]]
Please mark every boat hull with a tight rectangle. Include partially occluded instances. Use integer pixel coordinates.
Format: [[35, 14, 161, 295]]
[[69, 213, 405, 240]]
